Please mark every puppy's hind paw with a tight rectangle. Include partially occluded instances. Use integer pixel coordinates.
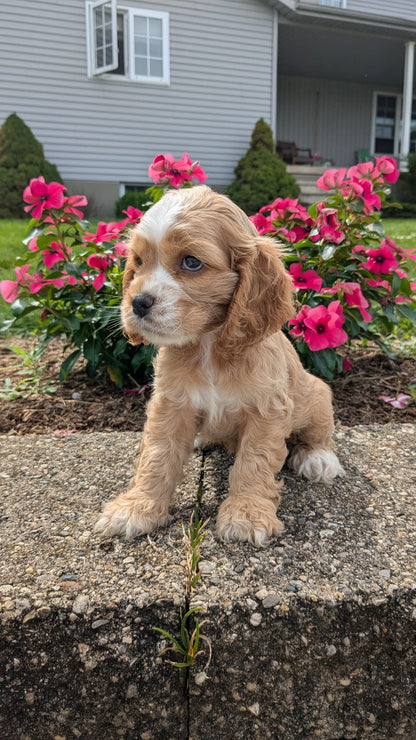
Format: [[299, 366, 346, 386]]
[[288, 447, 345, 484], [94, 493, 169, 539]]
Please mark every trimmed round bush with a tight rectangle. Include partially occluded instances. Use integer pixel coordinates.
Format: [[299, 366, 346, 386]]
[[0, 113, 63, 218], [225, 119, 300, 215]]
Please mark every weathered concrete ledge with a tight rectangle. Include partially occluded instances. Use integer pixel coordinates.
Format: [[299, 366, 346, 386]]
[[1, 424, 415, 739]]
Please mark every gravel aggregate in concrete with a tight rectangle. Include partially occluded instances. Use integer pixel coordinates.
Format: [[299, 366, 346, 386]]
[[1, 424, 415, 739]]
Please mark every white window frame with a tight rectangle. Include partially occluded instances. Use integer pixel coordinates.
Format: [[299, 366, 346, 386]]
[[87, 0, 118, 76], [86, 2, 170, 84], [371, 91, 402, 156], [318, 0, 347, 8]]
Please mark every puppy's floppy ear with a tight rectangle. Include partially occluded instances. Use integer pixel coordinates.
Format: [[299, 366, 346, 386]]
[[215, 236, 294, 362], [121, 251, 150, 346]]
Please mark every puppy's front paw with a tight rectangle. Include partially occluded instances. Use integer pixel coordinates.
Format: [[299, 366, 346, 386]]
[[95, 492, 169, 539], [216, 496, 284, 547]]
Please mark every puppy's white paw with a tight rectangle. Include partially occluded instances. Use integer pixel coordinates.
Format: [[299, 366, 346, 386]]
[[94, 493, 168, 539], [289, 448, 345, 484]]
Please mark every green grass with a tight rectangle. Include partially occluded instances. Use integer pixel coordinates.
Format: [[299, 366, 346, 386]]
[[0, 219, 29, 277], [384, 219, 416, 279]]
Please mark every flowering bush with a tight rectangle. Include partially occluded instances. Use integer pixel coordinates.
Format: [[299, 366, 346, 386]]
[[250, 156, 416, 378], [1, 151, 415, 385], [0, 155, 207, 386]]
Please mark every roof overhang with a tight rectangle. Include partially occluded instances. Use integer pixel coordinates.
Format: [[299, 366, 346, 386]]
[[263, 0, 416, 41]]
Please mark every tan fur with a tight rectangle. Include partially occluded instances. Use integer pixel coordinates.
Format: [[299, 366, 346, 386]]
[[95, 186, 344, 546]]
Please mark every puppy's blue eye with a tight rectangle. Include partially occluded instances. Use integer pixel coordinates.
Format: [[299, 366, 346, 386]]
[[182, 255, 203, 272]]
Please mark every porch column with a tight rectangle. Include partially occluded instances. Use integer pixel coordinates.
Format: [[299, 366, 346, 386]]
[[400, 41, 415, 172]]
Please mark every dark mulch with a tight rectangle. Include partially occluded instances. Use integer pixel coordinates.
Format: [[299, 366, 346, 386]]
[[0, 337, 415, 435]]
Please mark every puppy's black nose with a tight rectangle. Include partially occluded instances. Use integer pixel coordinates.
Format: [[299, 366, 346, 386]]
[[132, 293, 155, 318]]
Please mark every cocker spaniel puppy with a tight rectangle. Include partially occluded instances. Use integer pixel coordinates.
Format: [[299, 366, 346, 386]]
[[95, 186, 344, 546]]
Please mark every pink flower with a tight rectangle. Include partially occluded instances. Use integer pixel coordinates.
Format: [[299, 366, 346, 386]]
[[375, 156, 399, 184], [347, 162, 376, 180], [361, 241, 399, 274], [288, 305, 311, 338], [87, 253, 112, 290], [289, 263, 323, 291], [320, 226, 345, 244], [148, 153, 207, 188], [303, 300, 348, 351], [63, 194, 88, 218], [358, 179, 381, 214], [379, 393, 412, 409], [250, 212, 275, 235], [0, 279, 20, 302], [84, 221, 128, 244], [366, 277, 390, 290], [87, 254, 110, 271], [41, 241, 71, 269], [23, 177, 66, 219], [28, 238, 39, 252], [316, 168, 346, 191], [340, 282, 372, 322], [122, 206, 143, 223], [29, 275, 66, 293], [114, 242, 129, 257]]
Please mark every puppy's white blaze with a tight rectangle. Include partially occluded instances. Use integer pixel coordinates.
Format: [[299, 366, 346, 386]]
[[141, 263, 181, 299], [138, 189, 188, 243], [289, 449, 345, 484]]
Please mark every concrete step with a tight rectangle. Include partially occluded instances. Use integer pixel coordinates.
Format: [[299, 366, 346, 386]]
[[287, 165, 326, 207], [1, 425, 416, 739]]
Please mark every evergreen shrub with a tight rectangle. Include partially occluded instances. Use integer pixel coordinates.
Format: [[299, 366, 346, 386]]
[[0, 113, 63, 218], [225, 118, 300, 215]]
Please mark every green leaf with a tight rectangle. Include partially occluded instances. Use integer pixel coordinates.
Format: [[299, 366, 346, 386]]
[[390, 271, 401, 299], [107, 365, 123, 386], [10, 298, 29, 316], [59, 349, 82, 382], [83, 335, 101, 367], [23, 225, 45, 245], [60, 314, 81, 332], [396, 303, 416, 324], [65, 261, 87, 279], [310, 349, 337, 380], [321, 244, 338, 261], [365, 221, 385, 238]]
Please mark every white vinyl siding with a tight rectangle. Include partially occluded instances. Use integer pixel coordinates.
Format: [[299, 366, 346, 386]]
[[0, 0, 274, 186]]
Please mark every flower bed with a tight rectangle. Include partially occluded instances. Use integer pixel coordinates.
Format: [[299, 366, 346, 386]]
[[1, 154, 415, 388]]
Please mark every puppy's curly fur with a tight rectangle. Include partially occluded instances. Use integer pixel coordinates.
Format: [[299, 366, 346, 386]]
[[95, 186, 344, 546]]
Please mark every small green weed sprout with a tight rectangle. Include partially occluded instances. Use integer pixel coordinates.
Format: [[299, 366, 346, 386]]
[[0, 343, 57, 399], [153, 504, 212, 672]]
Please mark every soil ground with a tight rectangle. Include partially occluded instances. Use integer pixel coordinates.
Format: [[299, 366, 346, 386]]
[[0, 336, 415, 435]]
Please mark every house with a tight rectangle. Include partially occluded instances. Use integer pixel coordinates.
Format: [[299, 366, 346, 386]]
[[1, 0, 416, 215]]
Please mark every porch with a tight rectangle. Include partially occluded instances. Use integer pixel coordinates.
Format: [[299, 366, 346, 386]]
[[276, 14, 416, 171]]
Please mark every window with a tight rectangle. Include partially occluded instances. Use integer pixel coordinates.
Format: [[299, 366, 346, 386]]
[[319, 0, 346, 7], [86, 2, 169, 83], [372, 92, 416, 155], [375, 95, 397, 154]]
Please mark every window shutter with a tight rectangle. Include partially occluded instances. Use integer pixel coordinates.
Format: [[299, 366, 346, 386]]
[[87, 0, 118, 76]]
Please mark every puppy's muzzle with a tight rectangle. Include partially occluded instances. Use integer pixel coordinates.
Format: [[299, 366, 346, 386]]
[[132, 293, 155, 318]]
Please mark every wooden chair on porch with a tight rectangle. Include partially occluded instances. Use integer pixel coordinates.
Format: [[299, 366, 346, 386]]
[[277, 141, 314, 165]]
